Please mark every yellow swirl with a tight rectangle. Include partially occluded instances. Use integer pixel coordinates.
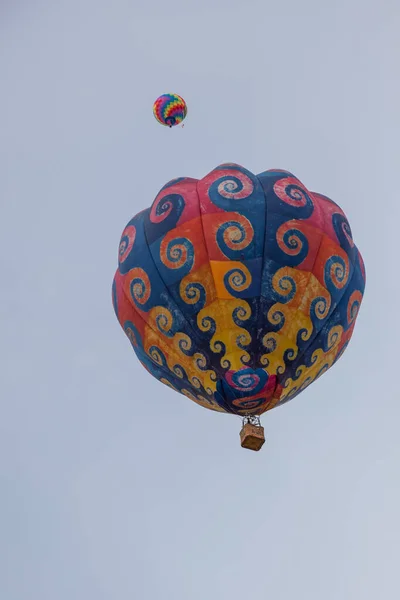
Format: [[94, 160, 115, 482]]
[[226, 265, 251, 293], [326, 325, 342, 351], [272, 269, 296, 302], [173, 332, 193, 354], [149, 306, 174, 337]]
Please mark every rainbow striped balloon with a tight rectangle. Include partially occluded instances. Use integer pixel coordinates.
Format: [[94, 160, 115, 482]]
[[153, 93, 187, 128]]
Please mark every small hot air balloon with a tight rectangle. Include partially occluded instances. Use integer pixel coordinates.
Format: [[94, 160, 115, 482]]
[[153, 93, 187, 127], [112, 164, 365, 451]]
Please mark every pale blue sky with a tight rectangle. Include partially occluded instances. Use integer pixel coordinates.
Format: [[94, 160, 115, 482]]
[[1, 1, 399, 599]]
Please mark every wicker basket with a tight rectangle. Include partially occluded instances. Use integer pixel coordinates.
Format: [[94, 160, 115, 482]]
[[239, 423, 265, 451]]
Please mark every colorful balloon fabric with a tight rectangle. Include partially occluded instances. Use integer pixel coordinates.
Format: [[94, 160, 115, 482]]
[[153, 93, 187, 127], [112, 164, 365, 416]]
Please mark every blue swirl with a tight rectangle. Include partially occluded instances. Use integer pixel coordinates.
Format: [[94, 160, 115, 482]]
[[280, 183, 314, 213], [208, 170, 257, 212], [236, 333, 250, 351], [277, 227, 309, 266], [267, 309, 285, 332], [283, 347, 297, 365], [213, 339, 227, 357], [164, 237, 194, 276], [129, 275, 150, 310], [286, 184, 310, 203], [332, 213, 354, 254], [263, 334, 277, 354], [292, 365, 307, 382], [200, 315, 216, 338], [324, 255, 348, 296], [145, 194, 185, 244], [348, 297, 361, 327], [296, 327, 311, 353], [119, 234, 130, 255], [195, 353, 210, 371], [257, 172, 314, 219], [232, 303, 252, 327], [153, 193, 184, 219], [181, 281, 206, 313], [148, 345, 168, 369], [191, 376, 202, 389], [325, 327, 340, 352], [210, 176, 246, 206], [272, 275, 297, 304], [309, 295, 329, 329], [223, 267, 251, 297], [155, 310, 178, 338], [117, 216, 139, 274], [220, 356, 231, 371], [229, 368, 268, 394], [173, 364, 188, 380], [178, 335, 194, 356], [216, 220, 253, 260]]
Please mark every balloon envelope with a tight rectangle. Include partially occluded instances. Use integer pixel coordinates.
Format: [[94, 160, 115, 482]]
[[153, 93, 187, 127], [112, 164, 365, 416]]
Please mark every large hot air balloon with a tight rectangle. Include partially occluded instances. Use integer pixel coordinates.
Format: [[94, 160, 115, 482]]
[[153, 93, 187, 127], [112, 164, 365, 450]]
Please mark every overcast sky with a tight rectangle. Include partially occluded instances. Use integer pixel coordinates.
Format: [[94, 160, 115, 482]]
[[1, 1, 399, 599]]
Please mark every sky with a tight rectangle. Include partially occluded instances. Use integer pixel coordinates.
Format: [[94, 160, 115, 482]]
[[1, 1, 399, 598]]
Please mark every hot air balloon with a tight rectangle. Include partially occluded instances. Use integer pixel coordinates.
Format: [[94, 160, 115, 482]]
[[153, 93, 187, 127], [112, 164, 365, 451]]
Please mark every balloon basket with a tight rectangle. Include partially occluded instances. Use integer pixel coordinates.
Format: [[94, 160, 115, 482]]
[[240, 416, 265, 451]]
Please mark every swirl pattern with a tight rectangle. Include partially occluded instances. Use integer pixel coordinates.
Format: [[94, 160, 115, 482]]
[[224, 265, 252, 296], [347, 290, 363, 326], [216, 216, 254, 259], [216, 174, 254, 200], [275, 220, 309, 266], [160, 236, 194, 273], [118, 225, 136, 264], [332, 212, 355, 252], [324, 255, 349, 291], [113, 164, 365, 417], [149, 193, 185, 226], [201, 166, 258, 212], [274, 176, 314, 216], [180, 280, 206, 308], [126, 268, 151, 308]]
